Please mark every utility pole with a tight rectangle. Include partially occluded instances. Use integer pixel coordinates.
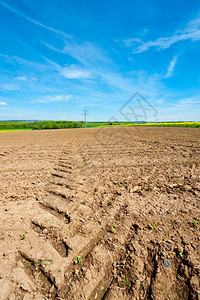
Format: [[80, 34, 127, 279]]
[[83, 107, 88, 128]]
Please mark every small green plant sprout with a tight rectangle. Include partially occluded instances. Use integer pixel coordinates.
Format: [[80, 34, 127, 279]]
[[67, 231, 70, 236], [122, 278, 131, 287], [21, 231, 26, 240], [179, 252, 183, 258], [111, 225, 116, 233], [149, 223, 156, 230], [37, 259, 52, 266], [193, 219, 198, 227], [31, 244, 33, 249], [69, 149, 72, 153], [74, 256, 82, 264], [23, 258, 52, 268], [47, 235, 50, 239]]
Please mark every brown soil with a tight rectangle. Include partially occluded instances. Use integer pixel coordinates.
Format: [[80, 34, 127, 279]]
[[0, 126, 199, 300]]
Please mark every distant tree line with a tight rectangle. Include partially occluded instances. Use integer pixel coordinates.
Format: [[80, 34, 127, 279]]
[[32, 121, 83, 130], [0, 120, 199, 130], [0, 121, 84, 130]]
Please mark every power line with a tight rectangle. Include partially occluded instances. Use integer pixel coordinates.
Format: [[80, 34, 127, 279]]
[[83, 107, 88, 128]]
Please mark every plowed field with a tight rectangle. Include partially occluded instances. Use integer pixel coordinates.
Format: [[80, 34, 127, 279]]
[[0, 127, 199, 300]]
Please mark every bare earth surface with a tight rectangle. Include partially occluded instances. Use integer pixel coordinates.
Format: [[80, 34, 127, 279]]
[[0, 127, 200, 300]]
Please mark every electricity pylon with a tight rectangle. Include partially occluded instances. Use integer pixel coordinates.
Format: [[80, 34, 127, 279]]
[[83, 107, 88, 128]]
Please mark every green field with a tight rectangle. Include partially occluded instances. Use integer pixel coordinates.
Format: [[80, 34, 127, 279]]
[[88, 121, 200, 128], [0, 129, 32, 132]]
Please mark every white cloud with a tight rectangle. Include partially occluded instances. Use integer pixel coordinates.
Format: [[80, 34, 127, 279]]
[[122, 16, 200, 53], [165, 55, 178, 78], [60, 65, 92, 79], [15, 76, 27, 81], [32, 95, 72, 103], [0, 101, 8, 105]]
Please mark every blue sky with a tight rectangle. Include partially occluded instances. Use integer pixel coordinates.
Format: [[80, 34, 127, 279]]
[[0, 0, 200, 121]]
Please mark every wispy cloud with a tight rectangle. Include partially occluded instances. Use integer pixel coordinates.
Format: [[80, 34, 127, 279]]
[[60, 65, 92, 79], [176, 95, 200, 105], [0, 112, 26, 119], [165, 55, 178, 78], [0, 1, 72, 38], [1, 84, 20, 91], [15, 76, 27, 81], [157, 94, 200, 121], [78, 103, 103, 108], [43, 40, 165, 100], [122, 15, 200, 53], [0, 101, 8, 105], [0, 53, 53, 73], [63, 41, 110, 65], [43, 38, 167, 98], [44, 40, 111, 66], [32, 94, 72, 103]]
